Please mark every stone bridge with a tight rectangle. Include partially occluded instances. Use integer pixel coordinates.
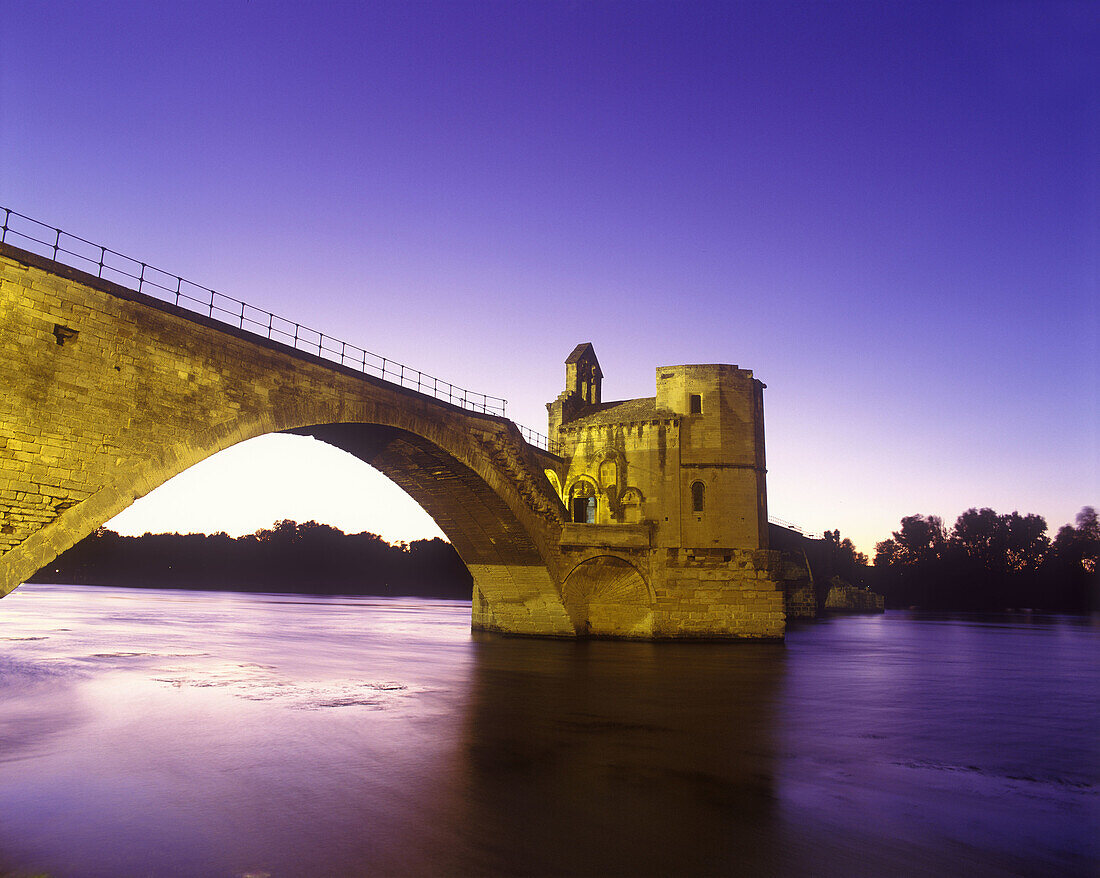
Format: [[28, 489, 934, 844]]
[[2, 235, 798, 639], [0, 241, 584, 635]]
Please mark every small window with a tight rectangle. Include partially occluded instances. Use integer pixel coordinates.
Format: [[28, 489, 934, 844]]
[[689, 394, 702, 414], [691, 481, 705, 513]]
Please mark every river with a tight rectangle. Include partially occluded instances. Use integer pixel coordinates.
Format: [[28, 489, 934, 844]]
[[0, 584, 1096, 877]]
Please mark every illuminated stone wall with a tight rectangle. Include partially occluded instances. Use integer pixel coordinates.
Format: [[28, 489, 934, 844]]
[[546, 346, 789, 639], [2, 242, 805, 640], [0, 243, 574, 636], [653, 549, 785, 638]]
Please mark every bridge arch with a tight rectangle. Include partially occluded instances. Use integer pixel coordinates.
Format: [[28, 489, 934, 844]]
[[287, 419, 570, 634], [561, 554, 654, 638], [0, 242, 574, 636], [3, 402, 575, 636]]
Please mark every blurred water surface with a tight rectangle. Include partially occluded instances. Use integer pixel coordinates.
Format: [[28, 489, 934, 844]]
[[0, 584, 1096, 877]]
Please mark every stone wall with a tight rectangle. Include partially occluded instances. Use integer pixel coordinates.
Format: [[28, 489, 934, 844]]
[[823, 578, 886, 613], [779, 554, 817, 619], [0, 243, 576, 636], [657, 365, 768, 550], [769, 523, 888, 617], [2, 243, 805, 641], [652, 548, 784, 639], [549, 543, 788, 640], [784, 583, 817, 619], [552, 364, 768, 552]]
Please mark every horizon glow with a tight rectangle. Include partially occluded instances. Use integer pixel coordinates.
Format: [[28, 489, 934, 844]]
[[105, 435, 447, 544]]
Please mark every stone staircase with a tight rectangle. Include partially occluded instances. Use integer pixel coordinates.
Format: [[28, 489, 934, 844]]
[[478, 428, 567, 526]]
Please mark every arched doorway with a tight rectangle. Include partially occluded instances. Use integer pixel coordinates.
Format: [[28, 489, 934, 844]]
[[568, 479, 597, 524]]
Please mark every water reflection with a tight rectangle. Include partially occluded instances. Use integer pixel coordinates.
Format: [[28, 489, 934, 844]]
[[455, 636, 786, 875], [0, 587, 1096, 877]]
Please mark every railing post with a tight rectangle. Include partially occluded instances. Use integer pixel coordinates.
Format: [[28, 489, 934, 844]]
[[138, 262, 146, 294], [1, 207, 8, 243], [53, 228, 61, 260]]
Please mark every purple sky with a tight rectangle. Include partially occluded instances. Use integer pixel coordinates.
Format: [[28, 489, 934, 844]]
[[3, 1, 1096, 554]]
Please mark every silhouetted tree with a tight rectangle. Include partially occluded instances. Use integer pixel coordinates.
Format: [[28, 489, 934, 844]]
[[813, 529, 872, 606], [873, 506, 1094, 612], [873, 515, 947, 608], [1042, 506, 1099, 611], [28, 522, 472, 599], [823, 530, 868, 576], [942, 508, 1049, 609]]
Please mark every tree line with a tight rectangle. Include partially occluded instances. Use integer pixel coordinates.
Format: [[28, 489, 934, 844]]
[[28, 519, 473, 599], [870, 506, 1098, 612], [30, 507, 1099, 612]]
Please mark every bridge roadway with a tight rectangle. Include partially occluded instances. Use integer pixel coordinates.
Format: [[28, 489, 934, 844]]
[[0, 241, 586, 635]]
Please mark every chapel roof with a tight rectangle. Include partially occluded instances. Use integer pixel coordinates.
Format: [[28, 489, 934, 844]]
[[562, 396, 677, 428]]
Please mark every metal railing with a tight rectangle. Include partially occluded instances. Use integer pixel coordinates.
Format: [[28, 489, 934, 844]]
[[517, 424, 559, 455], [1, 208, 529, 423], [768, 516, 822, 540]]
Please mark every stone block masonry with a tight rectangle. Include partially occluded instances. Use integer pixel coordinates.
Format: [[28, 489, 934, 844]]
[[545, 343, 788, 638], [0, 243, 575, 636], [824, 580, 885, 613], [2, 241, 802, 640], [653, 549, 785, 638]]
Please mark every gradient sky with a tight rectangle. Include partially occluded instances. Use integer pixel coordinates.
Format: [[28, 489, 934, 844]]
[[2, 1, 1096, 554]]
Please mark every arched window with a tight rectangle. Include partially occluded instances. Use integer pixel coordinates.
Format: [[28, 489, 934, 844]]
[[544, 469, 563, 500], [598, 459, 618, 492], [691, 480, 705, 513]]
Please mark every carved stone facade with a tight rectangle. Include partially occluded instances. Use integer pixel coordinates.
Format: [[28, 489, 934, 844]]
[[544, 345, 788, 639]]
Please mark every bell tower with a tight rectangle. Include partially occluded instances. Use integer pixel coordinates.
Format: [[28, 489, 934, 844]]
[[565, 342, 602, 405], [547, 342, 603, 438]]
